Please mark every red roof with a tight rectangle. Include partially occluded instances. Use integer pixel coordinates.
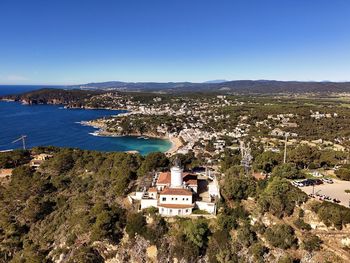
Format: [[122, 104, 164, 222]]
[[183, 173, 198, 186], [156, 171, 198, 186], [157, 172, 171, 184], [148, 187, 157, 192], [160, 187, 192, 196], [158, 203, 194, 209]]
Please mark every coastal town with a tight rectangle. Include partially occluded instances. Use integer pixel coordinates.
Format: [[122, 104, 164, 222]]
[[2, 0, 350, 261], [2, 88, 350, 262], [0, 87, 350, 262]]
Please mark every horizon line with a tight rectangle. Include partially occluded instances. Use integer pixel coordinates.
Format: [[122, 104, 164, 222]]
[[1, 79, 350, 86]]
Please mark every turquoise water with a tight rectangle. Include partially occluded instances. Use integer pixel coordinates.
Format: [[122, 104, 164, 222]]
[[0, 86, 171, 155]]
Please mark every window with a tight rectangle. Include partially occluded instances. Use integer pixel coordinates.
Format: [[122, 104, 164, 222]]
[[186, 198, 189, 201], [183, 198, 185, 200], [175, 198, 178, 200], [162, 197, 166, 201], [171, 197, 174, 200], [185, 209, 188, 212]]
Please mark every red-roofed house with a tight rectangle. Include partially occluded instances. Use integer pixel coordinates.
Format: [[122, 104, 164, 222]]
[[136, 160, 218, 216]]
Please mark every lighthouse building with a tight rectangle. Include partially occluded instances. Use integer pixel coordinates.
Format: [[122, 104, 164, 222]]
[[134, 159, 218, 216]]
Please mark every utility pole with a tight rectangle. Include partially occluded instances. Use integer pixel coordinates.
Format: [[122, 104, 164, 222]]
[[283, 133, 289, 164]]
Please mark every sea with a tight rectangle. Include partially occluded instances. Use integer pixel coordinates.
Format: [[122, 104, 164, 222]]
[[0, 85, 171, 155]]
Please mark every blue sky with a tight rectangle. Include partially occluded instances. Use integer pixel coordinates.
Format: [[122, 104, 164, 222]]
[[0, 0, 350, 84]]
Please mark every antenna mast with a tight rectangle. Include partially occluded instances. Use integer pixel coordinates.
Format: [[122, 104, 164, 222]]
[[283, 133, 289, 164], [240, 141, 252, 175]]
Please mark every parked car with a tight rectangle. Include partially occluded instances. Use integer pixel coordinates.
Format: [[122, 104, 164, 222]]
[[322, 178, 334, 184], [312, 179, 323, 185], [292, 180, 305, 187]]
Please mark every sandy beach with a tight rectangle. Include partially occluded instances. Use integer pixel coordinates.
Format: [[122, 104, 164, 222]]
[[166, 136, 183, 155]]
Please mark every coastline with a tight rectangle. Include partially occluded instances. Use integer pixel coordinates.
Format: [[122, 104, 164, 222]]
[[1, 99, 183, 155], [166, 136, 183, 154], [80, 120, 182, 154]]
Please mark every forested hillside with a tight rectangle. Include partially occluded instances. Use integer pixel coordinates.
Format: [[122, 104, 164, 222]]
[[1, 148, 350, 262]]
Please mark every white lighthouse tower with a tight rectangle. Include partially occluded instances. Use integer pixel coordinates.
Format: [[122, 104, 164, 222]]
[[170, 158, 183, 188]]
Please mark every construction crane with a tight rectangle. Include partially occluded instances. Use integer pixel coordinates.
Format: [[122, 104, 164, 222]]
[[12, 135, 27, 150]]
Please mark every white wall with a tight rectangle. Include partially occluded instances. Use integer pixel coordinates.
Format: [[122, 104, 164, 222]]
[[208, 179, 220, 197], [159, 194, 192, 205], [195, 201, 216, 214], [141, 199, 158, 210], [159, 207, 192, 216]]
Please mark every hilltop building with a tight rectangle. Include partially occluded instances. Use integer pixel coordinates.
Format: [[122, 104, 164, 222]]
[[129, 159, 219, 216], [30, 153, 53, 168]]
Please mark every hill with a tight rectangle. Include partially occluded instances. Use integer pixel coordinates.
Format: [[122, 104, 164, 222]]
[[73, 80, 350, 94]]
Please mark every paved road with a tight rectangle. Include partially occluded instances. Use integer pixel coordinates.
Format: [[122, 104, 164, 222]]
[[300, 179, 350, 208]]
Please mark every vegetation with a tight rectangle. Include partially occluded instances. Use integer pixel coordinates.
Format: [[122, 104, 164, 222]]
[[258, 177, 308, 218], [3, 87, 350, 261], [265, 224, 297, 249], [310, 201, 350, 229], [271, 163, 305, 179], [0, 148, 162, 262], [302, 234, 323, 252], [335, 167, 350, 181]]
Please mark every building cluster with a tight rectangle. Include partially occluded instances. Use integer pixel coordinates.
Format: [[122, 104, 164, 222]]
[[129, 160, 219, 216], [310, 111, 338, 119]]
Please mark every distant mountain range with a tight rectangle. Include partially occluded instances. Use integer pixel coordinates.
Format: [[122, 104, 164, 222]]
[[203, 79, 228, 84], [71, 80, 350, 94]]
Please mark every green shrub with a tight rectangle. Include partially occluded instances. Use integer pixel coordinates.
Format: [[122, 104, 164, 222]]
[[310, 201, 350, 229], [125, 212, 147, 238], [237, 224, 257, 247], [271, 163, 304, 179], [335, 168, 350, 181], [294, 218, 312, 231], [249, 243, 269, 262], [302, 234, 322, 252], [258, 177, 308, 218], [265, 224, 298, 249]]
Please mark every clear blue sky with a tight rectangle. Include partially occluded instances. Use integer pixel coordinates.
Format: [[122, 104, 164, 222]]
[[0, 0, 350, 84]]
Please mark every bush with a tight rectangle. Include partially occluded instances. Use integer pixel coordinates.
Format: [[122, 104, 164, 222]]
[[253, 151, 281, 173], [335, 168, 350, 181], [237, 224, 257, 247], [294, 218, 312, 231], [302, 234, 322, 252], [310, 201, 350, 229], [265, 224, 298, 249], [207, 230, 235, 263], [0, 150, 31, 168], [249, 242, 269, 262], [183, 219, 210, 248], [218, 205, 249, 231], [125, 212, 147, 238], [258, 177, 308, 218], [222, 174, 257, 201], [271, 163, 304, 179]]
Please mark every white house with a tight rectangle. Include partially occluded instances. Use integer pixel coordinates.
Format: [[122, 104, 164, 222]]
[[135, 160, 217, 216]]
